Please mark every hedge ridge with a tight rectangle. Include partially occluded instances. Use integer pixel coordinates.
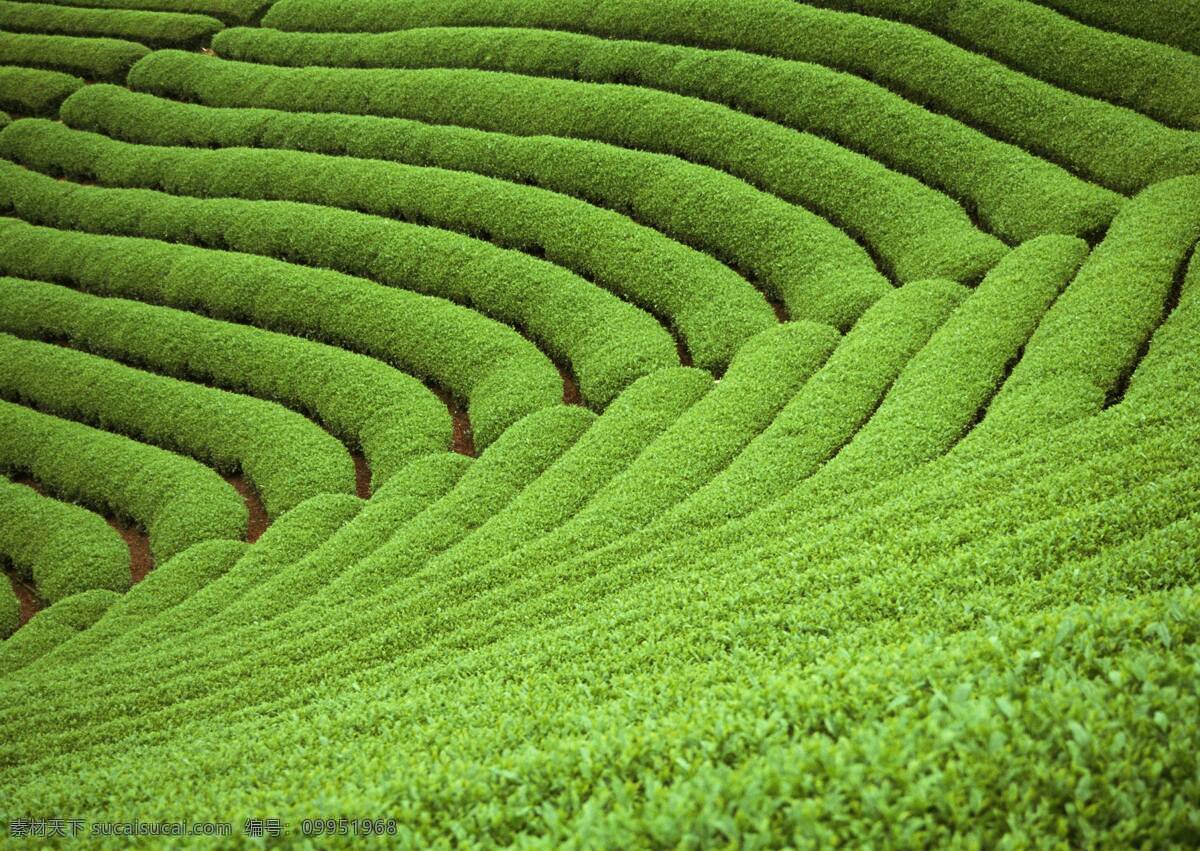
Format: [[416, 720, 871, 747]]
[[1, 118, 774, 372], [0, 216, 557, 451], [61, 85, 889, 329], [0, 589, 118, 677], [1033, 0, 1200, 56], [213, 24, 1121, 243], [125, 50, 1008, 285], [0, 400, 246, 563], [977, 175, 1200, 441], [0, 275, 450, 487], [790, 0, 1200, 129], [2, 0, 270, 26], [0, 64, 81, 115], [262, 0, 1200, 194], [0, 31, 149, 83], [0, 158, 677, 411], [0, 333, 357, 517], [0, 476, 129, 606], [0, 0, 222, 48]]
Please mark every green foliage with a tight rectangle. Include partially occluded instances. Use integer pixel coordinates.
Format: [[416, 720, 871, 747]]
[[0, 0, 222, 48], [0, 399, 245, 562], [0, 275, 450, 488], [264, 0, 1200, 194], [61, 84, 888, 329], [0, 118, 774, 372], [127, 49, 1007, 284], [0, 476, 128, 604], [0, 589, 118, 676], [795, 0, 1200, 129], [0, 333, 356, 517], [0, 157, 677, 412], [0, 217, 557, 451], [3, 0, 270, 25], [1034, 0, 1200, 56], [214, 23, 1121, 244], [0, 30, 149, 83], [0, 580, 15, 639], [0, 64, 81, 115]]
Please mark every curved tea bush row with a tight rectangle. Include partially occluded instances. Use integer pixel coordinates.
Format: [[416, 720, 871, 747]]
[[664, 278, 968, 534], [0, 0, 222, 48], [793, 0, 1200, 130], [263, 0, 1200, 194], [2, 0, 270, 26], [979, 175, 1200, 441], [0, 160, 677, 410], [26, 539, 248, 671], [0, 588, 117, 677], [1, 119, 773, 371], [214, 24, 1121, 244], [61, 85, 889, 329], [1126, 247, 1200, 406], [0, 400, 246, 562], [0, 333, 356, 517], [0, 218, 557, 450], [11, 372, 1193, 768], [1034, 0, 1200, 56], [0, 31, 148, 83], [0, 476, 129, 604], [825, 235, 1089, 481], [0, 64, 80, 115], [0, 276, 451, 487], [125, 50, 1007, 285]]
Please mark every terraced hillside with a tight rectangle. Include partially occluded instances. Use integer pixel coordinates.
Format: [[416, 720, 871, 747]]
[[0, 0, 1198, 845]]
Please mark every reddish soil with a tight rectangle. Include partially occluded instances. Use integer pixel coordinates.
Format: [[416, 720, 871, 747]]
[[224, 474, 269, 543], [431, 385, 476, 457], [6, 571, 40, 627], [352, 453, 372, 500], [675, 338, 694, 368], [558, 364, 584, 406], [106, 518, 154, 584]]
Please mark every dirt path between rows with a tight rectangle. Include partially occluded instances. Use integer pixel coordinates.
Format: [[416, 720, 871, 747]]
[[223, 474, 269, 543]]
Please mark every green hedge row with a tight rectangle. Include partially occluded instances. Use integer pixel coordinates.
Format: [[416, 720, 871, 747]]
[[262, 0, 1200, 194], [978, 175, 1200, 442], [1126, 246, 1200, 406], [664, 278, 966, 534], [1035, 0, 1200, 56], [100, 404, 593, 667], [0, 399, 246, 565], [0, 276, 450, 488], [0, 476, 128, 605], [793, 0, 1200, 129], [124, 50, 1007, 285], [2, 0, 270, 25], [26, 539, 247, 672], [0, 158, 677, 411], [61, 85, 888, 330], [0, 217, 557, 451], [826, 234, 1089, 481], [0, 31, 148, 83], [0, 64, 81, 115], [7, 358, 1192, 774], [213, 24, 1120, 244], [1, 118, 774, 372], [0, 333, 356, 518], [147, 460, 466, 657], [0, 0, 222, 48], [0, 588, 117, 676]]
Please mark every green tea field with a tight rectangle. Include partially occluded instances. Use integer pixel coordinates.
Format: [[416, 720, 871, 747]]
[[0, 0, 1198, 845]]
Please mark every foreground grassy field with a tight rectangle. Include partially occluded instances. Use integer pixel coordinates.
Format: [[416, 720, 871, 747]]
[[0, 0, 1198, 845]]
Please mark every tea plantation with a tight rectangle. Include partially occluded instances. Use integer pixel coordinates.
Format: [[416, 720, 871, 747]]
[[0, 0, 1198, 846]]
